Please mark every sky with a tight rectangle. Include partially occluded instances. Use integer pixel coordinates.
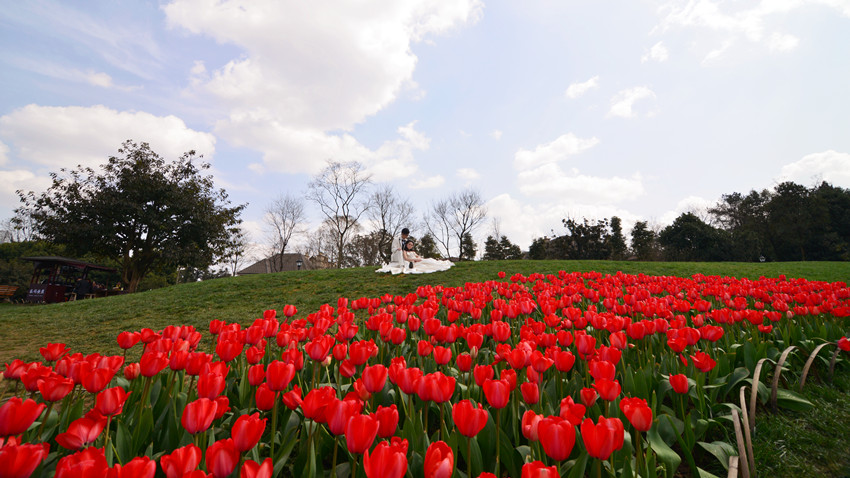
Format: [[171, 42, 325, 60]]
[[2, 0, 850, 255]]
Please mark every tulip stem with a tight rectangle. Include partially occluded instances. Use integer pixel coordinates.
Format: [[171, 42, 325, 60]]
[[270, 396, 279, 460], [634, 431, 642, 478], [36, 401, 54, 441], [495, 408, 501, 476], [332, 436, 338, 478], [467, 436, 472, 478]]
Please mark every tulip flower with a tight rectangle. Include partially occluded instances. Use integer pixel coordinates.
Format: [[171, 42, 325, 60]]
[[37, 373, 75, 402], [326, 398, 361, 436], [39, 343, 71, 362], [690, 351, 717, 372], [581, 416, 624, 460], [282, 386, 303, 410], [483, 378, 510, 409], [521, 410, 543, 441], [108, 456, 156, 478], [520, 382, 539, 405], [231, 413, 267, 452], [206, 438, 240, 478], [139, 351, 169, 377], [240, 458, 273, 478], [373, 404, 399, 438], [0, 397, 46, 437], [94, 386, 131, 416], [266, 361, 296, 391], [537, 416, 576, 461], [452, 400, 489, 437], [198, 372, 227, 400], [669, 374, 690, 394], [182, 398, 218, 435], [160, 443, 203, 478], [0, 442, 49, 478], [54, 447, 108, 478], [301, 386, 336, 424], [362, 364, 388, 393], [424, 441, 454, 478], [592, 378, 621, 401], [580, 388, 598, 408], [521, 460, 559, 478], [116, 331, 141, 350], [345, 414, 379, 454], [559, 396, 586, 426], [363, 437, 408, 478], [620, 397, 653, 431]]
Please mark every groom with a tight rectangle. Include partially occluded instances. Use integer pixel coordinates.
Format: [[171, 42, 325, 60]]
[[392, 228, 409, 266]]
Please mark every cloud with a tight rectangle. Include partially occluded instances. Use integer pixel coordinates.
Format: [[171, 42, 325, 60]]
[[0, 169, 52, 212], [457, 168, 479, 180], [410, 175, 445, 189], [164, 0, 483, 132], [490, 130, 503, 140], [487, 193, 640, 250], [641, 41, 669, 63], [0, 104, 216, 170], [517, 163, 644, 204], [778, 150, 850, 187], [653, 0, 847, 60], [565, 76, 600, 99], [514, 133, 600, 170], [658, 195, 716, 226], [216, 115, 429, 180], [0, 141, 8, 166], [608, 87, 657, 118]]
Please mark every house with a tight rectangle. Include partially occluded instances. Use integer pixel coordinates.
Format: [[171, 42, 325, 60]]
[[237, 253, 315, 275]]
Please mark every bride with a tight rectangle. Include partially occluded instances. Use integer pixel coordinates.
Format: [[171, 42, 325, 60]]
[[376, 240, 454, 275]]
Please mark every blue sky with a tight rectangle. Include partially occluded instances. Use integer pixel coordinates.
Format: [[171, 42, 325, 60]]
[[2, 0, 849, 255]]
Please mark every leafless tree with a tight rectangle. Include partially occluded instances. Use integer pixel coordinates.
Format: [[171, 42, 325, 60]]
[[306, 161, 372, 268], [221, 227, 250, 276], [423, 189, 488, 259], [264, 194, 306, 272], [367, 185, 415, 263]]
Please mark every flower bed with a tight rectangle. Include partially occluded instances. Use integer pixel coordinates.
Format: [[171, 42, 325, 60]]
[[1, 270, 849, 477]]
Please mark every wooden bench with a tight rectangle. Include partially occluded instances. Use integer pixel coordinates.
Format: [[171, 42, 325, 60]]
[[0, 285, 19, 302]]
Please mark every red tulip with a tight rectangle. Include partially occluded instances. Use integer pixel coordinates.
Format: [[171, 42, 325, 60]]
[[575, 333, 596, 358], [839, 336, 850, 351], [139, 351, 169, 377], [432, 346, 452, 365], [108, 456, 156, 478], [116, 331, 141, 350], [364, 437, 408, 478], [326, 397, 361, 436], [305, 336, 334, 362], [483, 378, 510, 409], [206, 438, 240, 478], [619, 397, 653, 431], [281, 386, 303, 410], [39, 343, 71, 362], [521, 460, 559, 478], [37, 373, 75, 402], [424, 441, 454, 478], [417, 372, 456, 403], [592, 378, 621, 401], [123, 363, 140, 380], [558, 396, 586, 426], [182, 398, 218, 434], [0, 442, 49, 478], [301, 386, 336, 424], [0, 397, 46, 437], [456, 353, 472, 372], [55, 447, 108, 478], [231, 412, 267, 452], [81, 366, 116, 394], [95, 386, 131, 416], [214, 396, 230, 420], [362, 364, 388, 393], [418, 340, 434, 357], [588, 360, 616, 381], [198, 373, 226, 400], [580, 416, 624, 460], [240, 458, 273, 478], [537, 416, 576, 461], [521, 410, 543, 441], [373, 404, 399, 438], [473, 364, 494, 387], [520, 382, 539, 405], [669, 374, 689, 394], [266, 361, 296, 391], [452, 399, 489, 437], [690, 351, 717, 372], [580, 388, 597, 408], [160, 444, 202, 478], [255, 383, 275, 411], [345, 414, 379, 454]]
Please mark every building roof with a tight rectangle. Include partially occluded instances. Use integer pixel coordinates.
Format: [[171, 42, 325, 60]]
[[237, 253, 313, 275]]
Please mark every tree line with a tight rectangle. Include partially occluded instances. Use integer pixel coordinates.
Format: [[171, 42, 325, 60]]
[[526, 181, 850, 262]]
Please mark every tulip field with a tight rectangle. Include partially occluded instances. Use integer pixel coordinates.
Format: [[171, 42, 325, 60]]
[[1, 267, 850, 478]]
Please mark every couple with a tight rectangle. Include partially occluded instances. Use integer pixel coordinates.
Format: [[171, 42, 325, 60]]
[[376, 228, 454, 275]]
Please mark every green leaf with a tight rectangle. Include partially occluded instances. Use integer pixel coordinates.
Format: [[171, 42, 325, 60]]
[[566, 452, 589, 478], [698, 441, 737, 471], [775, 388, 814, 411], [647, 424, 681, 478]]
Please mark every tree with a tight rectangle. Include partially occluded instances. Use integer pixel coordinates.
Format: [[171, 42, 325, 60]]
[[424, 189, 487, 259], [658, 213, 731, 261], [630, 221, 657, 261], [608, 217, 628, 260], [306, 161, 372, 268], [483, 235, 522, 260], [709, 190, 772, 261], [765, 182, 815, 261], [460, 232, 477, 261], [418, 234, 442, 259], [559, 218, 611, 260], [16, 140, 244, 292], [367, 186, 415, 263], [264, 194, 306, 272], [222, 227, 250, 276]]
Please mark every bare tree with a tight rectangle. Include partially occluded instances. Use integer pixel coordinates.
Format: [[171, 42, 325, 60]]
[[264, 194, 306, 272], [306, 161, 372, 268], [221, 227, 250, 276], [423, 189, 488, 259], [367, 185, 415, 263]]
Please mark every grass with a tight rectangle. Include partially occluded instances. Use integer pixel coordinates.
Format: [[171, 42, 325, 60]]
[[1, 259, 850, 475]]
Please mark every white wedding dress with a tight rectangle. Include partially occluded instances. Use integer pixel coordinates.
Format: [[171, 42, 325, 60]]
[[376, 249, 454, 275]]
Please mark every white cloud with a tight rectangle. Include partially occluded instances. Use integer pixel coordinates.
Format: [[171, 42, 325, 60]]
[[164, 0, 483, 132], [0, 105, 216, 170], [0, 141, 8, 166], [778, 150, 850, 187], [0, 169, 52, 212], [767, 32, 799, 52], [658, 195, 715, 226], [608, 87, 657, 118], [514, 133, 600, 170], [517, 162, 644, 204], [410, 175, 445, 189], [565, 76, 600, 99], [457, 168, 479, 180], [490, 130, 503, 140], [641, 41, 669, 63]]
